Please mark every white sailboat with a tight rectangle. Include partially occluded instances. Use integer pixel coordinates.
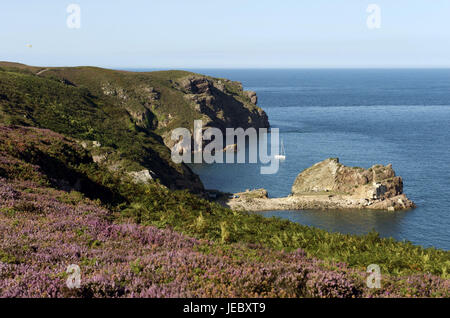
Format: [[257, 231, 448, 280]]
[[275, 139, 286, 161]]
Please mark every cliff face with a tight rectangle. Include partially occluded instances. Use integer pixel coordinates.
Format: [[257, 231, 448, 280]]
[[0, 62, 269, 192], [164, 75, 269, 148], [174, 76, 268, 129]]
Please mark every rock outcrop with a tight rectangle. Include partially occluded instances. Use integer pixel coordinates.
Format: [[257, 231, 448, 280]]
[[244, 90, 258, 105], [292, 158, 403, 199], [164, 75, 269, 149], [226, 158, 415, 212], [128, 169, 155, 184]]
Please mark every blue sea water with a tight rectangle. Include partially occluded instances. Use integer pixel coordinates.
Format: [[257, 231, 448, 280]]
[[183, 69, 450, 251], [132, 68, 450, 250]]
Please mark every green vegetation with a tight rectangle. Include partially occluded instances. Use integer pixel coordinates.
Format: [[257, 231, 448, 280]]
[[0, 64, 203, 190], [0, 62, 448, 285], [116, 182, 450, 278], [1, 125, 448, 279], [0, 62, 266, 193]]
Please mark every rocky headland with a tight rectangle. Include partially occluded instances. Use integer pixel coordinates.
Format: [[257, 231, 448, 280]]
[[226, 158, 415, 212], [0, 62, 269, 193]]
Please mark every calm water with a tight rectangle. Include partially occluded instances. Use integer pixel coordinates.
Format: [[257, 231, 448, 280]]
[[139, 68, 450, 250], [183, 69, 450, 250]]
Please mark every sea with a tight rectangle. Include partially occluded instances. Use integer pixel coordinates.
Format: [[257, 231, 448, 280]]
[[134, 68, 450, 250]]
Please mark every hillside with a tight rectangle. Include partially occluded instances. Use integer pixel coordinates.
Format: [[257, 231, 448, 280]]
[[0, 125, 448, 298], [0, 63, 449, 298], [0, 62, 269, 191]]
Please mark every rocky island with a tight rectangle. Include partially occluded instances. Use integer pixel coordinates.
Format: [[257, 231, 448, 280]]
[[226, 158, 415, 212]]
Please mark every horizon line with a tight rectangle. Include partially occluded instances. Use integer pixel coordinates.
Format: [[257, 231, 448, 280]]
[[3, 61, 450, 71]]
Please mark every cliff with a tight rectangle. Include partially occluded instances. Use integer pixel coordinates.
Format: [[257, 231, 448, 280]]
[[166, 75, 269, 148], [226, 158, 415, 211], [0, 62, 269, 192]]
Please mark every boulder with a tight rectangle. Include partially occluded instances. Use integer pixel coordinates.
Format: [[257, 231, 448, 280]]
[[128, 169, 155, 184], [237, 189, 269, 199], [92, 154, 107, 163]]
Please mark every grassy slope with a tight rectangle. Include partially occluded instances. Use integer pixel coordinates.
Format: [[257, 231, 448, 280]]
[[0, 62, 263, 137], [3, 176, 447, 297], [0, 125, 449, 282], [0, 62, 268, 191], [0, 64, 202, 191]]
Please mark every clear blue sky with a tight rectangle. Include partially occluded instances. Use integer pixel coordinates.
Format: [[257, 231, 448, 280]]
[[1, 0, 450, 68]]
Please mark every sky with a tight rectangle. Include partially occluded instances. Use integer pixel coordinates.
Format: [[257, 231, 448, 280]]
[[1, 0, 450, 68]]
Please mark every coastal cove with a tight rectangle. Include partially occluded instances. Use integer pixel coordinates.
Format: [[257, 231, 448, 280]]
[[1, 63, 449, 297], [4, 1, 450, 300], [181, 69, 450, 250]]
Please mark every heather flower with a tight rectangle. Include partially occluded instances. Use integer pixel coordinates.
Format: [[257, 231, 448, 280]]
[[0, 177, 448, 298]]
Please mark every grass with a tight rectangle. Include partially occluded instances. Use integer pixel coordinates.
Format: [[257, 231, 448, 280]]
[[117, 183, 450, 278], [0, 66, 201, 190]]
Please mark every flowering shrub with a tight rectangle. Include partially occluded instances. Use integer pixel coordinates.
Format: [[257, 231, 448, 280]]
[[0, 179, 448, 298], [305, 271, 363, 298], [0, 125, 449, 298]]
